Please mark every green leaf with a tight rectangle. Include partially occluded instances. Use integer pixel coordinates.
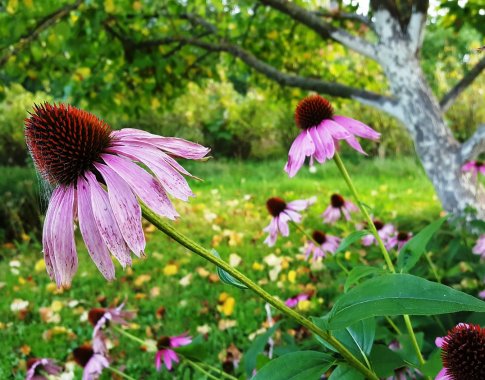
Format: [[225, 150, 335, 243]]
[[335, 230, 369, 254], [315, 319, 375, 364], [328, 364, 365, 380], [396, 333, 424, 366], [420, 349, 444, 377], [244, 322, 281, 376], [211, 249, 248, 289], [344, 266, 385, 292], [253, 351, 335, 380], [322, 273, 485, 329], [369, 345, 405, 378], [397, 216, 448, 272]]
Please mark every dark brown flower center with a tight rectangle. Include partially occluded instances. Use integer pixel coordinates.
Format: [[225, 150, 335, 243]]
[[397, 232, 409, 241], [330, 194, 345, 208], [88, 308, 107, 327], [73, 345, 94, 367], [26, 358, 40, 371], [441, 324, 485, 379], [295, 95, 334, 130], [157, 336, 171, 350], [476, 161, 483, 167], [266, 197, 287, 217], [373, 220, 384, 230], [312, 231, 327, 245], [25, 103, 111, 186]]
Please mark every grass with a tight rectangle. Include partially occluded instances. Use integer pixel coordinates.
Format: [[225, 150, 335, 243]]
[[0, 158, 442, 379]]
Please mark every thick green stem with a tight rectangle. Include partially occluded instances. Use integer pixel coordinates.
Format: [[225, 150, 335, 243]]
[[184, 358, 220, 380], [333, 153, 426, 369], [142, 204, 378, 380], [106, 366, 137, 380]]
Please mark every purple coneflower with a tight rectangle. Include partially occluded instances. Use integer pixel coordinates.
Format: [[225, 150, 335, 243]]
[[285, 95, 380, 177], [25, 103, 209, 287], [263, 196, 316, 247], [435, 323, 485, 379], [284, 293, 309, 308], [88, 303, 135, 354], [155, 333, 192, 371], [304, 231, 340, 261], [462, 160, 485, 177], [473, 235, 485, 259], [361, 220, 395, 247], [321, 193, 358, 224], [73, 344, 109, 380], [386, 231, 412, 251], [26, 358, 62, 380]]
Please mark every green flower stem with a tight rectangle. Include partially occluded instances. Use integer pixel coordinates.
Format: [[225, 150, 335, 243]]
[[113, 326, 148, 346], [180, 355, 238, 380], [290, 220, 315, 242], [385, 316, 402, 335], [424, 252, 441, 283], [106, 366, 137, 380], [333, 153, 426, 369], [184, 358, 220, 380], [142, 203, 379, 380]]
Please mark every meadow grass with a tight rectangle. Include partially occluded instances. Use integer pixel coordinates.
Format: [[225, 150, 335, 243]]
[[0, 158, 441, 379]]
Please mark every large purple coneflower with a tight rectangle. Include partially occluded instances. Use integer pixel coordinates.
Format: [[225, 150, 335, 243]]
[[155, 333, 192, 371], [435, 323, 485, 379], [462, 160, 485, 177], [473, 235, 485, 259], [73, 344, 109, 380], [285, 95, 380, 177], [321, 193, 358, 224], [25, 103, 209, 287], [263, 196, 316, 247], [304, 230, 340, 261], [361, 220, 395, 247], [26, 358, 62, 380], [386, 231, 412, 252]]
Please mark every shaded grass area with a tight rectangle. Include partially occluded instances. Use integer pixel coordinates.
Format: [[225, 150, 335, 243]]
[[0, 158, 441, 379]]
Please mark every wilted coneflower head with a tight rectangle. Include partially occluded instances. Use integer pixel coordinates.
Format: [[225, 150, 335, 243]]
[[285, 95, 380, 177], [73, 344, 109, 380], [436, 323, 485, 379], [263, 196, 316, 247], [25, 103, 209, 287], [26, 358, 62, 380], [321, 193, 358, 224], [304, 230, 340, 261]]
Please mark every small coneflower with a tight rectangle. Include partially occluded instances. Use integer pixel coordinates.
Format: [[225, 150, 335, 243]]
[[321, 193, 358, 224], [25, 103, 209, 287], [304, 230, 340, 261], [155, 333, 192, 371], [472, 235, 485, 259], [435, 323, 485, 379], [73, 344, 109, 380], [263, 196, 316, 247], [462, 160, 485, 177], [386, 231, 412, 251], [26, 358, 62, 380], [285, 95, 380, 177], [361, 220, 395, 247], [284, 293, 309, 308]]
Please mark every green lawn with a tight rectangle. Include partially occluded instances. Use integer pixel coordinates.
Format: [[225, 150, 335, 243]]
[[0, 158, 441, 379]]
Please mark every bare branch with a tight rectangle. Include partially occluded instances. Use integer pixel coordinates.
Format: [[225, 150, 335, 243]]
[[407, 1, 429, 53], [259, 0, 377, 61], [0, 0, 82, 67], [440, 55, 485, 112], [313, 9, 374, 30], [461, 125, 485, 163]]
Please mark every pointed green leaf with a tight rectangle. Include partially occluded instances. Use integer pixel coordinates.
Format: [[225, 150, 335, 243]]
[[211, 249, 248, 289], [335, 230, 369, 254], [344, 266, 385, 292], [328, 364, 365, 380]]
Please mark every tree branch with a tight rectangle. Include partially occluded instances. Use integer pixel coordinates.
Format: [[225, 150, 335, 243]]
[[440, 55, 485, 112], [259, 0, 378, 61], [460, 124, 485, 163], [406, 1, 429, 53], [314, 9, 375, 31], [0, 0, 82, 67]]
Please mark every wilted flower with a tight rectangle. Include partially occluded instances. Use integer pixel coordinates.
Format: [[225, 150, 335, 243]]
[[472, 235, 485, 259], [435, 323, 485, 379], [285, 293, 309, 308], [462, 160, 485, 177], [321, 193, 358, 224], [304, 231, 340, 261], [26, 358, 62, 380], [25, 103, 209, 287], [386, 231, 412, 251], [73, 344, 109, 380], [263, 196, 316, 247], [285, 95, 380, 177], [362, 220, 395, 247], [155, 333, 192, 371]]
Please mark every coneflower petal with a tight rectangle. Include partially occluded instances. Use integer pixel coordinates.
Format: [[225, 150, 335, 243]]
[[307, 127, 326, 163], [94, 163, 145, 257], [333, 116, 380, 140], [85, 171, 131, 268], [344, 135, 367, 155], [101, 154, 178, 219], [285, 131, 315, 177], [50, 185, 78, 287], [316, 124, 335, 159], [77, 176, 115, 280], [42, 187, 63, 284]]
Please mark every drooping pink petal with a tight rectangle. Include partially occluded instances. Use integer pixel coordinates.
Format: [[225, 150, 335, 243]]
[[85, 172, 131, 268], [50, 185, 78, 287], [307, 126, 327, 163], [167, 349, 180, 363], [162, 349, 174, 371], [316, 124, 336, 159], [284, 210, 302, 223], [101, 154, 178, 219], [170, 334, 192, 347], [42, 188, 63, 284], [277, 213, 291, 237], [155, 351, 162, 371], [435, 368, 450, 380], [285, 131, 315, 177], [77, 176, 115, 280], [333, 115, 380, 140], [94, 163, 145, 257], [344, 135, 367, 155], [322, 119, 352, 139]]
